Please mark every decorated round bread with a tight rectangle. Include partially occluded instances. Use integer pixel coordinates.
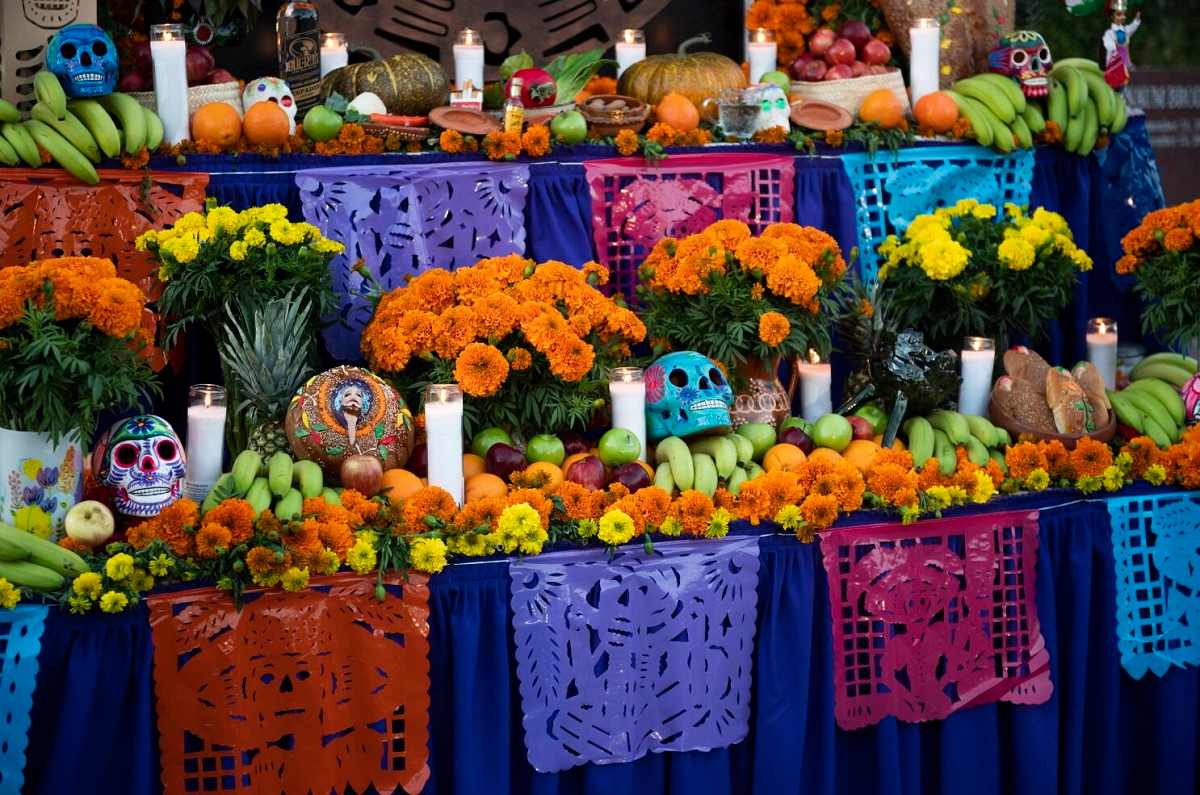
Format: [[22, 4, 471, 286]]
[[285, 366, 415, 474]]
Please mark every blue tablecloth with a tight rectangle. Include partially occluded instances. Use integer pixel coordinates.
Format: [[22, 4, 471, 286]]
[[22, 489, 1200, 795]]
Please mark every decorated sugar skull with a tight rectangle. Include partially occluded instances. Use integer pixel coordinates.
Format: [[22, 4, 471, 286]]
[[45, 24, 118, 98], [645, 351, 734, 440], [752, 83, 791, 133], [243, 77, 297, 133], [94, 415, 186, 517], [988, 30, 1053, 98], [1182, 374, 1200, 425]]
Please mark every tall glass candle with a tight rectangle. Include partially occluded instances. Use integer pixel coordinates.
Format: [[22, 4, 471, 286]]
[[1086, 317, 1118, 390], [150, 24, 189, 145], [453, 28, 485, 92], [185, 385, 226, 500], [319, 31, 347, 77], [609, 367, 647, 461], [958, 336, 995, 417], [747, 28, 777, 84], [909, 18, 941, 107], [797, 350, 833, 422], [424, 384, 464, 505], [615, 29, 646, 78]]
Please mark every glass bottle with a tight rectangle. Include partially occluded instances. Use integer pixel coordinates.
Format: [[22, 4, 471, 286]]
[[503, 78, 525, 134], [276, 0, 321, 114]]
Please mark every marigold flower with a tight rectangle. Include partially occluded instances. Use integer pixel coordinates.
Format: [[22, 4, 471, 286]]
[[614, 129, 640, 156], [521, 125, 551, 157], [671, 490, 716, 537], [646, 122, 679, 146], [280, 566, 310, 592], [432, 305, 478, 359], [758, 311, 791, 346], [401, 486, 458, 533], [598, 509, 636, 545], [409, 537, 449, 573], [800, 493, 839, 529], [455, 342, 510, 397], [506, 346, 533, 371], [1005, 442, 1047, 481], [88, 277, 145, 338], [439, 129, 464, 154], [825, 129, 845, 147], [195, 523, 233, 559], [1070, 437, 1112, 479], [99, 591, 130, 613], [203, 498, 256, 544], [1041, 440, 1074, 480]]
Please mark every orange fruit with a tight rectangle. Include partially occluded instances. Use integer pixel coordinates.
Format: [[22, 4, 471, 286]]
[[656, 92, 700, 132], [191, 102, 241, 148], [872, 435, 907, 452], [462, 453, 486, 479], [242, 100, 291, 146], [379, 468, 423, 500], [858, 89, 905, 129], [764, 443, 807, 473], [842, 439, 882, 473], [466, 473, 508, 502], [807, 447, 845, 467], [522, 461, 564, 488], [913, 90, 959, 133]]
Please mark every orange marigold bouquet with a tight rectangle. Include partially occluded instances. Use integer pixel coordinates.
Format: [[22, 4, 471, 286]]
[[361, 255, 646, 435], [0, 257, 158, 443], [636, 220, 846, 373], [1117, 200, 1200, 349]]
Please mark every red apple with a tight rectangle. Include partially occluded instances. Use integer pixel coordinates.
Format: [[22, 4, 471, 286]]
[[851, 61, 869, 77], [823, 64, 854, 80], [407, 443, 428, 477], [486, 442, 527, 483], [185, 45, 215, 85], [848, 416, 875, 441], [611, 462, 651, 492], [862, 38, 892, 66], [134, 41, 153, 79], [826, 38, 857, 66], [809, 27, 837, 58], [559, 431, 589, 457], [341, 454, 383, 497], [118, 72, 148, 92], [788, 52, 815, 80], [779, 426, 814, 454], [206, 67, 238, 85], [839, 20, 873, 55], [565, 455, 608, 490], [799, 59, 827, 81], [867, 64, 890, 75]]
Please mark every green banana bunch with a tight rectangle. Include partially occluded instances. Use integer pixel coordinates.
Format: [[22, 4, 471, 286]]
[[97, 92, 147, 154], [34, 71, 68, 120], [31, 103, 101, 163], [24, 120, 98, 185], [1046, 60, 1122, 156], [68, 98, 122, 159]]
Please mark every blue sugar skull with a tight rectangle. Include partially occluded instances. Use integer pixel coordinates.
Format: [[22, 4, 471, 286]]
[[46, 24, 118, 98], [645, 351, 734, 440]]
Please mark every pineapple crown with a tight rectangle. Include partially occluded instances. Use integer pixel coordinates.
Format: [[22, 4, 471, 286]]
[[218, 291, 317, 420]]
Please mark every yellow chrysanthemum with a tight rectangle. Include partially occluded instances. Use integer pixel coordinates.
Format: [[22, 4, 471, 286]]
[[706, 508, 733, 539], [971, 204, 997, 220], [99, 591, 129, 613], [0, 578, 19, 609], [347, 539, 377, 574], [409, 537, 448, 574], [148, 554, 174, 577], [998, 237, 1036, 271], [280, 566, 310, 592], [73, 571, 103, 599], [229, 241, 248, 261], [598, 509, 636, 546], [918, 237, 970, 280], [243, 227, 267, 247], [1025, 468, 1050, 491], [971, 470, 996, 503], [105, 553, 135, 582]]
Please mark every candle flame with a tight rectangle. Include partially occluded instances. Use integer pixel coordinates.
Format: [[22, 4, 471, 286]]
[[622, 29, 639, 44], [807, 349, 822, 365], [753, 27, 773, 43]]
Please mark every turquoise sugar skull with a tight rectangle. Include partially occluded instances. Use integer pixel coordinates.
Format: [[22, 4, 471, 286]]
[[644, 351, 733, 440], [46, 24, 118, 98]]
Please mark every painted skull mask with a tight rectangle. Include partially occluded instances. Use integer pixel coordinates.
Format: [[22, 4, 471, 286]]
[[988, 31, 1053, 98], [46, 24, 118, 98], [243, 77, 297, 133], [95, 415, 186, 517], [752, 84, 791, 133], [645, 351, 734, 440]]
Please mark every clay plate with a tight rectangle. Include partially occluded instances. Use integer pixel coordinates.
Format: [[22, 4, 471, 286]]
[[989, 396, 1116, 450], [790, 100, 853, 131], [429, 106, 500, 135]]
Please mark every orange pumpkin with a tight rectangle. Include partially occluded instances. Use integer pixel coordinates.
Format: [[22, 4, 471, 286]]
[[617, 34, 747, 115], [656, 92, 700, 132], [466, 473, 508, 502], [914, 91, 959, 133], [858, 89, 905, 129]]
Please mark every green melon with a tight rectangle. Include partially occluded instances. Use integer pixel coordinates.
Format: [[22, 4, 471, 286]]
[[321, 53, 449, 116]]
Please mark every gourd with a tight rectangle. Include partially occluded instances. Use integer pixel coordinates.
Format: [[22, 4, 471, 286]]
[[321, 54, 449, 116], [617, 33, 747, 112]]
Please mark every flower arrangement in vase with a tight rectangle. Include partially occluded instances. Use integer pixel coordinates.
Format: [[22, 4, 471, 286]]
[[1117, 199, 1200, 353]]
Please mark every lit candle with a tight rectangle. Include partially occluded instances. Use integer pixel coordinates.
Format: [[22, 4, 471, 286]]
[[424, 384, 464, 505], [319, 32, 348, 78], [909, 18, 941, 107], [1086, 317, 1118, 390], [453, 28, 485, 94], [150, 24, 189, 145], [615, 29, 646, 79], [747, 28, 777, 84], [609, 367, 647, 462], [185, 384, 226, 501], [958, 336, 996, 417], [797, 350, 832, 423]]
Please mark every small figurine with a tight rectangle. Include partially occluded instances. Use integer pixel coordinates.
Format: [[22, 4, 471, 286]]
[[751, 83, 791, 133], [1102, 0, 1141, 90]]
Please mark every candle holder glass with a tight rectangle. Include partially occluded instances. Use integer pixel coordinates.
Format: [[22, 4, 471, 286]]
[[609, 367, 643, 384], [425, 383, 463, 405], [1087, 318, 1117, 336], [963, 336, 995, 353], [620, 28, 646, 45], [424, 384, 464, 504], [456, 28, 481, 46], [189, 384, 227, 409], [185, 385, 227, 501], [150, 22, 184, 42]]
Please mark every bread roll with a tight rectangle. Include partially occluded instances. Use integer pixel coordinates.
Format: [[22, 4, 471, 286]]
[[1046, 367, 1093, 436], [1003, 346, 1051, 391], [992, 375, 1057, 434], [1071, 361, 1110, 429]]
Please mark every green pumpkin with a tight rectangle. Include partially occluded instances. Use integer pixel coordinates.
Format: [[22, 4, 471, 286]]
[[321, 53, 449, 116]]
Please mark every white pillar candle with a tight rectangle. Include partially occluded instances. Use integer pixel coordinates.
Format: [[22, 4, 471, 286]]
[[185, 384, 226, 501], [909, 18, 941, 107], [958, 336, 996, 417], [1086, 317, 1118, 390], [797, 350, 833, 423], [424, 384, 464, 506], [747, 28, 777, 85], [319, 32, 348, 77], [150, 24, 189, 146], [610, 367, 647, 461], [615, 29, 646, 79], [453, 28, 485, 93]]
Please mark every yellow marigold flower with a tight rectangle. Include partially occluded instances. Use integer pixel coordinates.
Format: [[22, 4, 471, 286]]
[[1025, 468, 1050, 491], [1144, 464, 1167, 486], [67, 595, 92, 615], [774, 504, 804, 532], [1005, 203, 1025, 219], [1032, 207, 1068, 234], [971, 204, 997, 220], [1102, 465, 1126, 492], [518, 523, 550, 555], [135, 229, 156, 250], [923, 485, 952, 510], [1019, 223, 1050, 248], [658, 517, 682, 537], [147, 554, 174, 577], [577, 519, 598, 539], [706, 508, 733, 539], [99, 591, 129, 613], [971, 470, 996, 503], [1077, 475, 1103, 494], [105, 553, 135, 582], [598, 509, 636, 546], [758, 311, 791, 346], [129, 569, 155, 593], [347, 539, 377, 574], [243, 227, 266, 247], [998, 237, 1036, 271], [409, 537, 448, 574], [229, 240, 248, 261], [919, 238, 970, 280], [280, 566, 310, 592], [0, 578, 19, 609], [73, 571, 103, 599]]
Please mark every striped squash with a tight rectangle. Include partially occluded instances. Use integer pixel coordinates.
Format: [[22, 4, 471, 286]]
[[321, 53, 449, 116]]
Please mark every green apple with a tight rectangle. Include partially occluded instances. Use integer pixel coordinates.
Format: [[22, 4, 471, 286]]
[[735, 422, 777, 461], [471, 427, 513, 458], [812, 414, 853, 452], [302, 105, 344, 142], [853, 404, 889, 435], [781, 416, 813, 436], [760, 70, 792, 94], [550, 109, 588, 144], [597, 428, 641, 466], [526, 433, 565, 465]]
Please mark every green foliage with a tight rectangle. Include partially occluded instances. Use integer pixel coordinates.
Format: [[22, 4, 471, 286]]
[[544, 48, 613, 104], [1133, 250, 1200, 348]]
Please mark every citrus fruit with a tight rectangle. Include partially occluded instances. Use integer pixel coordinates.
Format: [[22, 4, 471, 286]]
[[656, 92, 700, 132], [764, 443, 807, 473], [242, 101, 291, 146], [841, 439, 882, 473], [462, 453, 486, 479], [522, 461, 565, 488], [466, 473, 508, 501], [191, 102, 241, 148], [379, 468, 423, 500], [913, 91, 959, 133], [858, 89, 904, 129]]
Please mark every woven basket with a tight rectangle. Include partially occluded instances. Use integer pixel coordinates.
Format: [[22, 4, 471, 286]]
[[789, 71, 910, 117], [128, 81, 243, 117]]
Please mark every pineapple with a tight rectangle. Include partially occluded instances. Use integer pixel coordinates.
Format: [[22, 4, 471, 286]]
[[218, 291, 316, 456]]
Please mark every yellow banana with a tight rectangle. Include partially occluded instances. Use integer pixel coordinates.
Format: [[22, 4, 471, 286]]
[[944, 90, 993, 147], [974, 72, 1026, 114], [953, 77, 1016, 124]]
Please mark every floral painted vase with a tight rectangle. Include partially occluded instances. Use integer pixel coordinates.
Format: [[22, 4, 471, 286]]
[[0, 427, 84, 538]]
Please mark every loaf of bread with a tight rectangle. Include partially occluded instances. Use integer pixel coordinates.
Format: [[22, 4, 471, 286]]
[[991, 375, 1057, 434], [1003, 346, 1051, 391], [1046, 367, 1093, 435], [1071, 361, 1110, 429]]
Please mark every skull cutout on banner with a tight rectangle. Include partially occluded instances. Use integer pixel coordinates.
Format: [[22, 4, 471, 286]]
[[988, 31, 1053, 97], [243, 77, 297, 132], [645, 352, 734, 440], [94, 415, 186, 518], [45, 23, 118, 98], [752, 84, 791, 133]]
